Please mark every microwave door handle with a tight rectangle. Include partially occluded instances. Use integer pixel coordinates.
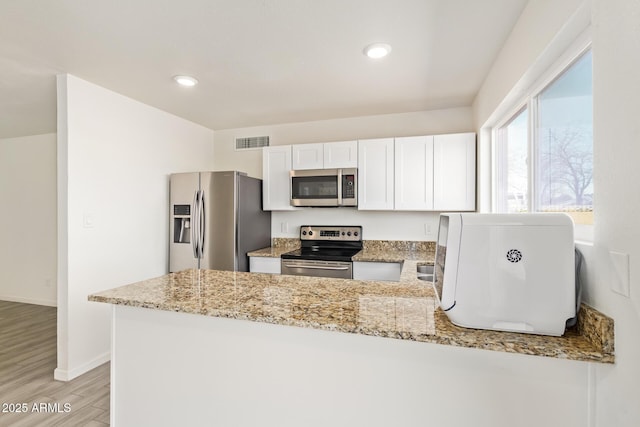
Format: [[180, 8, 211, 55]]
[[337, 169, 343, 206]]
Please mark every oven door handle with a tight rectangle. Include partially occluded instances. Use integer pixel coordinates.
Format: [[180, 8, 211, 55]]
[[282, 263, 350, 271]]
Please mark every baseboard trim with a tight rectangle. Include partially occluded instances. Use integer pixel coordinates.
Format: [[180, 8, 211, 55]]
[[0, 295, 57, 307], [54, 351, 111, 382]]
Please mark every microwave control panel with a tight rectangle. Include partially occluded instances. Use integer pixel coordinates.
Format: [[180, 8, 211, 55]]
[[343, 175, 355, 198]]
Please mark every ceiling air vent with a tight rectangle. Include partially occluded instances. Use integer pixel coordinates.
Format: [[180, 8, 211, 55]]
[[235, 136, 270, 150]]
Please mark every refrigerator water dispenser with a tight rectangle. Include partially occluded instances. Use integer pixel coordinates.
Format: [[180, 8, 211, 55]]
[[173, 205, 191, 244]]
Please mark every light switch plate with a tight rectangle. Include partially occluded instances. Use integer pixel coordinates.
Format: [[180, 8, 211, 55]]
[[609, 251, 630, 297], [83, 212, 95, 228]]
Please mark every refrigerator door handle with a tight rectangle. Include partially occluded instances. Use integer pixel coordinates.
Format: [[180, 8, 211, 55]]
[[198, 191, 206, 258], [191, 190, 199, 259], [337, 169, 343, 206]]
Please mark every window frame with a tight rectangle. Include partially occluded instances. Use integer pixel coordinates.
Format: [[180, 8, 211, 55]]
[[494, 105, 529, 214], [491, 32, 593, 241]]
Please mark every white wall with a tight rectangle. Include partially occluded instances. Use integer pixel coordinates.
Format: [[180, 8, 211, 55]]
[[56, 74, 215, 380], [590, 0, 640, 425], [214, 108, 473, 178], [0, 133, 57, 306], [473, 0, 588, 128], [474, 0, 640, 425], [214, 108, 473, 241]]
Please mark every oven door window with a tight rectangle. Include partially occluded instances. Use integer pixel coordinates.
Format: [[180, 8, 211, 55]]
[[291, 176, 338, 199]]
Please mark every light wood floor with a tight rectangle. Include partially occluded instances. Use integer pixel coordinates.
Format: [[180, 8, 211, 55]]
[[0, 301, 110, 426]]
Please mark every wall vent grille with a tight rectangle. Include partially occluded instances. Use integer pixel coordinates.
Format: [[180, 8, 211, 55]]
[[235, 136, 270, 150]]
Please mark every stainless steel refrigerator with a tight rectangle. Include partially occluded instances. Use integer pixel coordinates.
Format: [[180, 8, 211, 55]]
[[169, 171, 271, 272]]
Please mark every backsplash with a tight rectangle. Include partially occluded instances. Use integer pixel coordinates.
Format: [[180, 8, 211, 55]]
[[271, 237, 300, 249], [270, 237, 435, 253], [271, 209, 441, 241], [363, 240, 436, 252]]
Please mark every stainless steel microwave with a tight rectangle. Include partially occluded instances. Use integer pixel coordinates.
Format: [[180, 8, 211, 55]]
[[290, 168, 357, 207]]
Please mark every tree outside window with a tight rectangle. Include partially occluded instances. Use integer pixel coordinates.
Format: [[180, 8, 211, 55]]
[[495, 49, 593, 225]]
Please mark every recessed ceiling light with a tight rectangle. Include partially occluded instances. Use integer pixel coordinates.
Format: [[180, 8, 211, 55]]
[[173, 75, 198, 87], [363, 43, 392, 59]]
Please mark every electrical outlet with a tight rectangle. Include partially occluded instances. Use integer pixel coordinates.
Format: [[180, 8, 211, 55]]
[[610, 251, 630, 297], [281, 222, 288, 233], [425, 223, 432, 235]]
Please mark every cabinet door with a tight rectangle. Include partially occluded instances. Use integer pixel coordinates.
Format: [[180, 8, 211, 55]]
[[262, 146, 296, 210], [323, 140, 358, 168], [249, 257, 281, 274], [395, 136, 434, 210], [433, 133, 476, 211], [357, 138, 395, 210], [292, 143, 324, 170], [352, 262, 401, 282]]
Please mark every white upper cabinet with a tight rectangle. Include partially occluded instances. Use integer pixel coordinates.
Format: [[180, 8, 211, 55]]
[[358, 138, 395, 210], [292, 141, 358, 170], [323, 140, 358, 168], [292, 143, 324, 170], [262, 133, 475, 212], [394, 136, 434, 210], [433, 133, 476, 211], [262, 145, 296, 211]]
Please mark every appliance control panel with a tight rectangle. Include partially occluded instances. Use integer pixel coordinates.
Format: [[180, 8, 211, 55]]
[[299, 225, 362, 241], [343, 175, 355, 198]]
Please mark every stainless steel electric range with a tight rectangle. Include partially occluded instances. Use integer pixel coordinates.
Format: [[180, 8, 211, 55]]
[[280, 225, 363, 279]]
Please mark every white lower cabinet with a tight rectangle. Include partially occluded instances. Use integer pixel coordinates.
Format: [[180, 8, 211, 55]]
[[249, 257, 281, 274], [353, 261, 402, 282]]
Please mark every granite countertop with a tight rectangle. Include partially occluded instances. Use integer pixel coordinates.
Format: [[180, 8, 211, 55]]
[[246, 246, 295, 258], [248, 237, 300, 258], [89, 259, 615, 363]]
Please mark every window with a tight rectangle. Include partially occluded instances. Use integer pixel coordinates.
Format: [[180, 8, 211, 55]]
[[495, 108, 529, 213], [494, 48, 593, 227]]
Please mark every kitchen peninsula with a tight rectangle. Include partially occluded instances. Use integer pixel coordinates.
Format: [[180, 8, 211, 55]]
[[90, 248, 613, 427]]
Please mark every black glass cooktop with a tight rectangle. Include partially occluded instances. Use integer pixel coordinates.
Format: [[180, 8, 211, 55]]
[[281, 247, 361, 262]]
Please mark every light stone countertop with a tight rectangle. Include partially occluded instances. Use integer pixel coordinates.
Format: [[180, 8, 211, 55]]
[[247, 237, 300, 258], [89, 258, 615, 363], [246, 246, 295, 258]]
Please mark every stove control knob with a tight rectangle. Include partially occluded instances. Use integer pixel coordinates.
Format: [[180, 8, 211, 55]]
[[309, 231, 314, 236], [341, 232, 345, 236], [354, 231, 359, 237], [347, 231, 352, 236], [302, 231, 307, 236]]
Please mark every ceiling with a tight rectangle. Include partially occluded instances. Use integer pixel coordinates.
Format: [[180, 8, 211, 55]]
[[0, 0, 528, 139]]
